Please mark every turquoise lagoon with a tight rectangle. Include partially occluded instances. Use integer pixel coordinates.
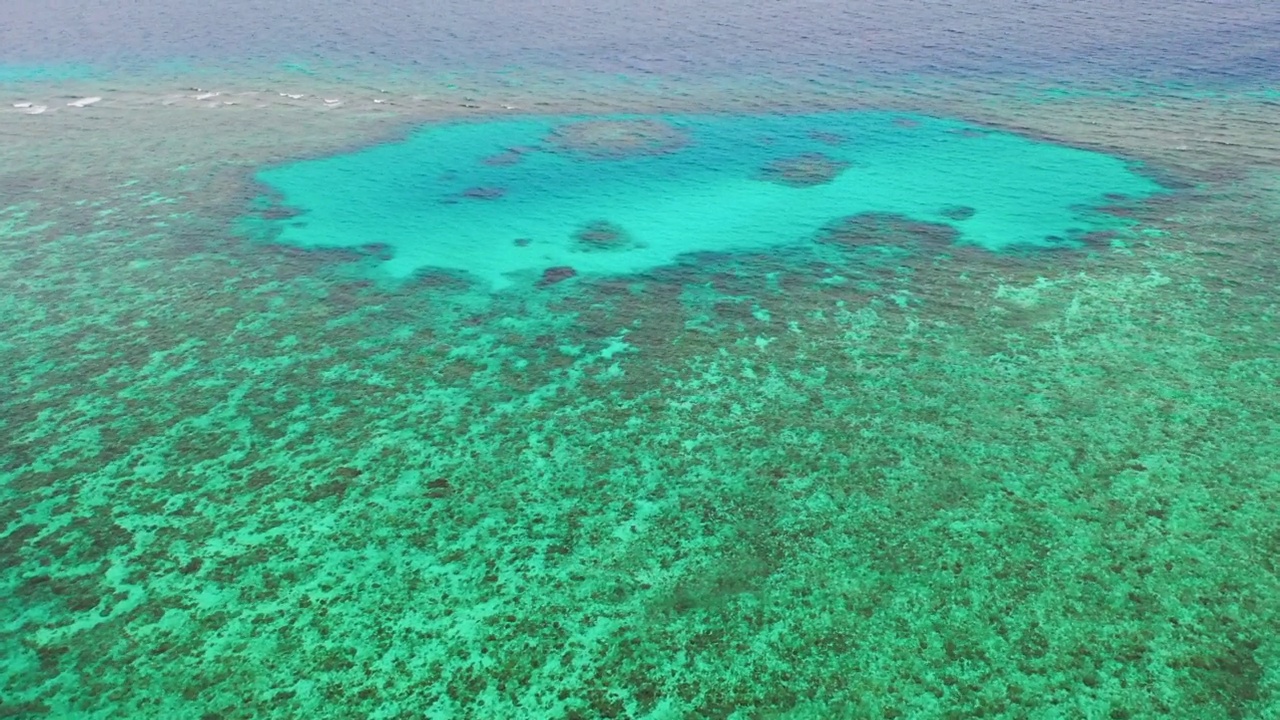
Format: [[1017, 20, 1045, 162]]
[[253, 111, 1163, 288]]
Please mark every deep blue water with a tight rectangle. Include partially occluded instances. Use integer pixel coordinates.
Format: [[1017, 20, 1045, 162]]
[[3, 0, 1277, 86]]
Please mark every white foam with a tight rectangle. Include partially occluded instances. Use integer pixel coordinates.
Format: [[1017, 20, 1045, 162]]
[[24, 105, 47, 115], [67, 97, 102, 108], [13, 102, 32, 108], [195, 91, 220, 100], [279, 93, 305, 100]]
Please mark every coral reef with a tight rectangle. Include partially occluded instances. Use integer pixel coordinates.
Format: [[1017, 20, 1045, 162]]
[[538, 265, 577, 286], [758, 152, 851, 188], [573, 220, 633, 251], [4, 87, 1278, 720], [817, 211, 960, 248], [3, 167, 1280, 720]]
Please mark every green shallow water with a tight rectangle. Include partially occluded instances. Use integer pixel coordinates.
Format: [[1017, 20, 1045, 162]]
[[3, 71, 1280, 720], [253, 112, 1161, 288]]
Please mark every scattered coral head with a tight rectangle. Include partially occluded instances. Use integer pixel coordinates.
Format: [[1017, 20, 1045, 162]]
[[817, 212, 959, 248], [940, 205, 976, 221], [546, 119, 689, 160], [538, 266, 578, 287], [573, 220, 633, 251], [758, 153, 851, 188], [441, 186, 507, 204], [481, 145, 538, 166]]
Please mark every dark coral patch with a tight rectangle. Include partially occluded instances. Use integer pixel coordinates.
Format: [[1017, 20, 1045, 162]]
[[713, 300, 757, 323], [817, 212, 960, 249], [574, 221, 632, 251], [538, 266, 578, 287], [1096, 204, 1143, 220], [759, 153, 851, 188], [303, 478, 349, 503], [1077, 230, 1120, 248], [408, 269, 474, 292], [940, 205, 976, 221], [426, 477, 453, 498]]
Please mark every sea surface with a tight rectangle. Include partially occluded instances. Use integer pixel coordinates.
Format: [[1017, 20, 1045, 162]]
[[2, 1, 1279, 718]]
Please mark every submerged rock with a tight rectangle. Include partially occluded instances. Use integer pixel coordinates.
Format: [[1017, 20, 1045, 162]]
[[759, 153, 851, 188], [546, 119, 688, 159]]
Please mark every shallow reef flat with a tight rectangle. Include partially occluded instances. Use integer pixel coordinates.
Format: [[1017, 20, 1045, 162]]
[[1, 69, 1279, 719]]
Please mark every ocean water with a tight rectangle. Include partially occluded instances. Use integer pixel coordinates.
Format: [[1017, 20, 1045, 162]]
[[252, 112, 1161, 288], [3, 2, 1280, 719]]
